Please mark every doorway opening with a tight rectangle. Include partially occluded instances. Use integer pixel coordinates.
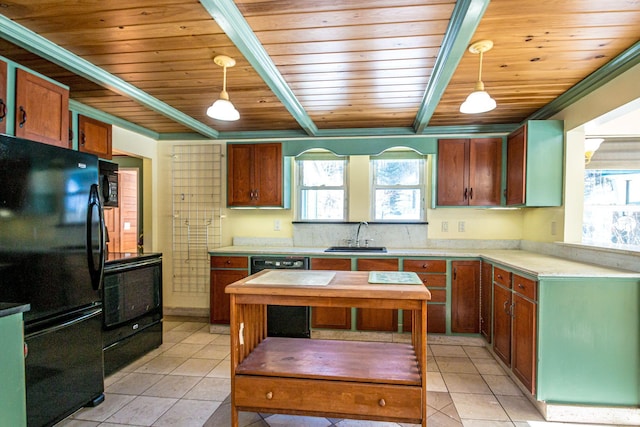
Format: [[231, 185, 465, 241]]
[[105, 167, 139, 253]]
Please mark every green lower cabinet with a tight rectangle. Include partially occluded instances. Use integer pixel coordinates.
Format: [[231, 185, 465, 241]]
[[537, 277, 640, 406], [0, 312, 27, 427]]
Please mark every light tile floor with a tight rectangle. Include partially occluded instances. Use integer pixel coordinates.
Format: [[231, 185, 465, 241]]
[[55, 318, 616, 427]]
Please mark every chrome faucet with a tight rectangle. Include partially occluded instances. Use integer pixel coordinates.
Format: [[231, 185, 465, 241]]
[[355, 221, 368, 247]]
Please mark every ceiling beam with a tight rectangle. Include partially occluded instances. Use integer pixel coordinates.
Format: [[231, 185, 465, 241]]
[[200, 0, 319, 137], [0, 15, 219, 139], [413, 0, 490, 134]]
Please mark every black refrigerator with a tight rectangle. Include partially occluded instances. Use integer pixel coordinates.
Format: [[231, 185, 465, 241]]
[[0, 134, 106, 427]]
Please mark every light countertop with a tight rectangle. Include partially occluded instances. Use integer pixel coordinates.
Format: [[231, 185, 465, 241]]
[[210, 246, 640, 279]]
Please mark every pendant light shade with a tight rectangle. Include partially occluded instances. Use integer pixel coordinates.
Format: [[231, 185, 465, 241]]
[[207, 55, 240, 121], [460, 40, 497, 114]]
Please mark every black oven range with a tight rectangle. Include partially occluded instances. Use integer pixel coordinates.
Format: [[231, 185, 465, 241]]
[[103, 252, 163, 375]]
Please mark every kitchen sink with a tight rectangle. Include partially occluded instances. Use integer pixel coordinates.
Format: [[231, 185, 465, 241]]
[[324, 246, 387, 253]]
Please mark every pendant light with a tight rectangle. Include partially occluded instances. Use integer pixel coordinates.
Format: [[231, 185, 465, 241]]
[[460, 40, 497, 114], [206, 55, 240, 121], [584, 138, 604, 164]]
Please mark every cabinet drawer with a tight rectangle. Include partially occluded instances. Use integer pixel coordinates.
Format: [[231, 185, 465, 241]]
[[404, 259, 446, 273], [235, 375, 422, 422], [493, 267, 511, 288], [419, 274, 446, 288], [513, 274, 537, 301], [428, 288, 446, 302], [210, 256, 248, 269]]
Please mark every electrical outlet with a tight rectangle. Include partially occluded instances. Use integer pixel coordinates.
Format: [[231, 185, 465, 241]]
[[442, 221, 448, 232], [458, 221, 465, 232], [274, 220, 281, 231], [551, 221, 557, 236]]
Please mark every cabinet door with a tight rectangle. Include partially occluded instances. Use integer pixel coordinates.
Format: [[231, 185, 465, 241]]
[[437, 139, 469, 206], [512, 293, 537, 394], [0, 60, 6, 135], [356, 258, 399, 332], [227, 144, 254, 206], [79, 115, 112, 159], [310, 258, 352, 329], [493, 284, 512, 366], [469, 138, 502, 206], [480, 261, 492, 342], [253, 143, 282, 206], [506, 126, 526, 205], [451, 260, 480, 333], [210, 269, 248, 324], [15, 69, 69, 148]]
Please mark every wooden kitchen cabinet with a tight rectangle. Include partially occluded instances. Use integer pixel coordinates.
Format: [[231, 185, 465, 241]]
[[492, 267, 538, 394], [506, 120, 563, 207], [0, 60, 7, 135], [451, 260, 480, 333], [310, 257, 352, 329], [511, 274, 537, 394], [15, 68, 69, 148], [227, 143, 285, 207], [209, 256, 248, 324], [403, 259, 447, 333], [492, 281, 512, 366], [437, 138, 502, 206], [480, 261, 492, 342], [78, 114, 112, 159], [356, 258, 399, 332]]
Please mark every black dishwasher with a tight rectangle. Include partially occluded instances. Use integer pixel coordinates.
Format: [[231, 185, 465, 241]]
[[250, 256, 310, 338]]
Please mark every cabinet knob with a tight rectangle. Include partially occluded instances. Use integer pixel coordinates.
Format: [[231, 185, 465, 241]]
[[378, 398, 386, 407], [266, 391, 273, 400], [226, 259, 231, 264], [422, 264, 428, 269], [517, 283, 524, 289]]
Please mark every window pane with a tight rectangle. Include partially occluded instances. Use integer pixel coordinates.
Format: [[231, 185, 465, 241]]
[[300, 189, 344, 220], [583, 170, 640, 249], [301, 160, 344, 186], [375, 189, 421, 220], [374, 159, 420, 186]]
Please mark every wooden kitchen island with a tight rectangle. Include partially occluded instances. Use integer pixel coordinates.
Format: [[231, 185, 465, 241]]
[[225, 270, 431, 426]]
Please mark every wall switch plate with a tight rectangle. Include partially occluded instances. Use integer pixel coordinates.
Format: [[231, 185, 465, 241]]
[[274, 220, 281, 231], [458, 221, 465, 232], [442, 221, 448, 232]]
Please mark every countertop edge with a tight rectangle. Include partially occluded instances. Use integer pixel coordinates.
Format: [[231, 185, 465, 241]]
[[209, 247, 640, 279]]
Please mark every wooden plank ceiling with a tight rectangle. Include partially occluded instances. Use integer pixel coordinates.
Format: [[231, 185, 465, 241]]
[[0, 0, 638, 138]]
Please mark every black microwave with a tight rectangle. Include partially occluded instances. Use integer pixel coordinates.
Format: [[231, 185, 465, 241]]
[[99, 160, 119, 207]]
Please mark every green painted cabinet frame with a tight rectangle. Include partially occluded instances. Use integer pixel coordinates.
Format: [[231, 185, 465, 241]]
[[506, 120, 564, 207]]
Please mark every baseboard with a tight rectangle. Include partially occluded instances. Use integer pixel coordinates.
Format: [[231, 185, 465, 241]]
[[163, 306, 209, 318], [543, 403, 640, 426]]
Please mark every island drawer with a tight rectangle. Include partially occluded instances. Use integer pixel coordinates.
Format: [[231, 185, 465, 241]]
[[235, 375, 422, 422], [404, 259, 446, 273], [493, 267, 511, 287]]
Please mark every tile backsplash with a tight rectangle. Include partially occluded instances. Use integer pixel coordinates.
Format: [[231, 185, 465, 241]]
[[292, 222, 428, 248]]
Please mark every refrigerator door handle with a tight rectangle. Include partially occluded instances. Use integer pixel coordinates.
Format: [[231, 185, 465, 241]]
[[87, 184, 106, 291]]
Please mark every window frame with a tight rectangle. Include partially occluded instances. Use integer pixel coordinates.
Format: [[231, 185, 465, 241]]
[[295, 152, 348, 222], [370, 151, 426, 222]]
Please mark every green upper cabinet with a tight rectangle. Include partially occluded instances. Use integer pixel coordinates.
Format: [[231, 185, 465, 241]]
[[506, 120, 564, 207]]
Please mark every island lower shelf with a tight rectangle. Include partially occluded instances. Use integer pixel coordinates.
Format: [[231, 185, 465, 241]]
[[234, 337, 423, 423]]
